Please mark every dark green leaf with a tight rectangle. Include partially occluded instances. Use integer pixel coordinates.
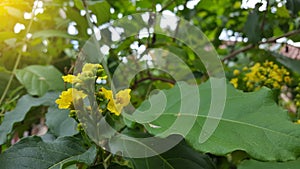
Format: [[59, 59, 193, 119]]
[[238, 159, 300, 169], [244, 11, 261, 43], [89, 1, 111, 26], [0, 66, 19, 96], [129, 141, 216, 169], [0, 92, 59, 145], [46, 106, 78, 137], [0, 136, 94, 169]]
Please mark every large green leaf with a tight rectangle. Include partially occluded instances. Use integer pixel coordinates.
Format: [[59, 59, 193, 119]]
[[15, 65, 64, 96], [238, 159, 300, 169], [0, 136, 96, 169], [133, 80, 300, 161]]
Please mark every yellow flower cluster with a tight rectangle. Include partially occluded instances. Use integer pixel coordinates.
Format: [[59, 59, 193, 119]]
[[230, 61, 291, 91], [295, 85, 300, 107], [62, 63, 104, 84], [55, 88, 87, 109], [56, 63, 103, 109], [100, 87, 131, 116], [56, 63, 131, 116]]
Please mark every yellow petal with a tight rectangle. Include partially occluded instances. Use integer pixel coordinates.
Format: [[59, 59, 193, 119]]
[[62, 75, 76, 83]]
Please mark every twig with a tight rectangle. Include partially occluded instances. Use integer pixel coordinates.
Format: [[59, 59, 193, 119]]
[[222, 44, 254, 61], [160, 0, 175, 12], [0, 1, 38, 106], [131, 76, 175, 89], [222, 29, 300, 61], [260, 0, 269, 31]]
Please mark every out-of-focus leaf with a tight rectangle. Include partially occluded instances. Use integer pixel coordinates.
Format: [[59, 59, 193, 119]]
[[270, 51, 300, 74], [32, 30, 78, 39], [286, 0, 300, 16], [66, 7, 89, 39], [277, 6, 291, 18], [0, 32, 18, 42], [15, 65, 64, 96], [0, 66, 19, 96], [244, 11, 261, 43], [3, 6, 23, 19], [89, 1, 110, 26], [0, 136, 95, 169]]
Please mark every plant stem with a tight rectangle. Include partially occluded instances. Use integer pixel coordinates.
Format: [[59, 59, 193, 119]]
[[0, 1, 39, 106], [222, 29, 300, 61]]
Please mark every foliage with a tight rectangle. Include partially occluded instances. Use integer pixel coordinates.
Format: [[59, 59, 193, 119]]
[[0, 0, 300, 169]]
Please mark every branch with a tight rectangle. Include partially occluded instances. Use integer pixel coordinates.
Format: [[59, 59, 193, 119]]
[[222, 29, 300, 61], [160, 0, 175, 12], [131, 76, 175, 89]]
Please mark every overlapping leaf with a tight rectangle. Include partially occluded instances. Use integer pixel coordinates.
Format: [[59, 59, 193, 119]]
[[0, 92, 78, 145], [0, 136, 96, 169]]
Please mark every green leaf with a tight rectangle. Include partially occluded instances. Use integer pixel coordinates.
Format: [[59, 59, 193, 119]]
[[32, 30, 79, 39], [0, 92, 58, 145], [15, 65, 64, 96], [3, 6, 23, 19], [0, 136, 95, 169], [277, 6, 291, 18], [134, 79, 300, 161], [244, 11, 261, 43], [89, 1, 111, 26], [109, 130, 215, 169], [49, 145, 97, 169], [46, 106, 78, 137], [270, 51, 300, 74], [238, 159, 300, 169], [0, 32, 18, 42], [129, 140, 216, 169], [286, 0, 300, 16]]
